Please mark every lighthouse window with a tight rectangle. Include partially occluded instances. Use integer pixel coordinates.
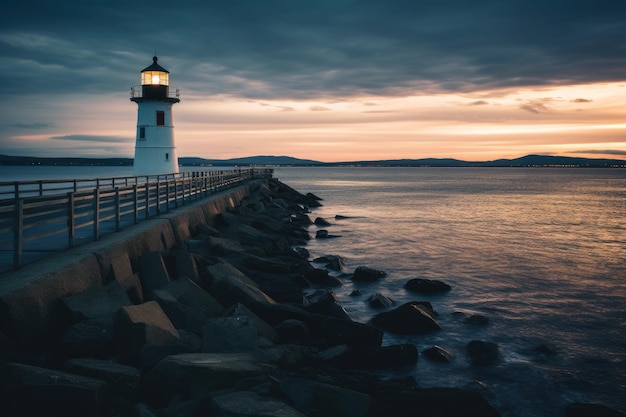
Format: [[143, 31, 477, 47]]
[[165, 153, 169, 161], [156, 111, 165, 126], [139, 127, 146, 139]]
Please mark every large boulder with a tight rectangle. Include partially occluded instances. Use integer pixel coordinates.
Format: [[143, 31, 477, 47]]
[[422, 345, 454, 363], [352, 266, 387, 282], [368, 293, 395, 309], [139, 251, 171, 294], [205, 261, 277, 309], [64, 358, 141, 403], [114, 301, 180, 365], [0, 362, 107, 417], [372, 387, 501, 417], [319, 344, 418, 370], [60, 319, 115, 359], [211, 391, 307, 417], [370, 302, 440, 334], [201, 316, 270, 353], [404, 278, 451, 294], [141, 353, 267, 407], [61, 280, 133, 323], [280, 376, 372, 417]]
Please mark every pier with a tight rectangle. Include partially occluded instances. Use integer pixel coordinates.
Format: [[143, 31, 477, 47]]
[[0, 168, 273, 273]]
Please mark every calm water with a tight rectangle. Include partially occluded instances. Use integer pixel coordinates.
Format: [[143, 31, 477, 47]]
[[273, 167, 626, 417], [2, 165, 625, 416]]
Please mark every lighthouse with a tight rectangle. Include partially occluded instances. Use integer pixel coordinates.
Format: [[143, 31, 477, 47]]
[[130, 56, 180, 176]]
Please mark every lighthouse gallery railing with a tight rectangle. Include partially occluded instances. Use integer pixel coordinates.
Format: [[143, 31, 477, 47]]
[[0, 168, 273, 273]]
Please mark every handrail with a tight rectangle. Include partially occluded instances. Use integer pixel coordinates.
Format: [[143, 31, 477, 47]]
[[0, 168, 273, 273]]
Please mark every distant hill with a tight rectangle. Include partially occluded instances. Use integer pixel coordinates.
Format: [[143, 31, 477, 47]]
[[179, 155, 322, 166], [1, 153, 624, 168]]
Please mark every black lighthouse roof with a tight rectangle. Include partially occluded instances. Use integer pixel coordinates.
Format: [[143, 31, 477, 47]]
[[141, 56, 170, 73]]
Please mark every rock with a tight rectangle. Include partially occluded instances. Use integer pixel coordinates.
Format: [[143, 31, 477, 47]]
[[370, 302, 440, 334], [280, 376, 372, 417], [372, 386, 501, 417], [314, 217, 332, 226], [142, 353, 267, 407], [201, 315, 269, 353], [350, 289, 363, 296], [64, 358, 141, 402], [0, 362, 107, 417], [565, 402, 626, 417], [205, 260, 277, 310], [153, 276, 225, 330], [466, 340, 500, 366], [304, 290, 351, 320], [404, 278, 451, 294], [114, 301, 181, 365], [367, 293, 395, 309], [60, 319, 115, 359], [352, 266, 387, 282], [422, 345, 454, 363], [313, 254, 347, 272], [211, 391, 307, 417], [139, 251, 172, 294], [226, 303, 279, 343], [463, 314, 490, 326], [276, 319, 313, 345], [61, 280, 133, 323], [320, 344, 418, 369]]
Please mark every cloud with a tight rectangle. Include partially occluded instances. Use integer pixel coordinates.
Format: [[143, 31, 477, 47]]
[[1, 1, 626, 101], [519, 98, 554, 114], [571, 98, 593, 103], [309, 106, 331, 111], [50, 134, 129, 143], [12, 122, 54, 129], [571, 149, 626, 156]]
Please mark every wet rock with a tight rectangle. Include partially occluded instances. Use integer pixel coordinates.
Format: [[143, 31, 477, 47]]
[[466, 340, 500, 366], [370, 302, 440, 335], [315, 229, 341, 239], [565, 402, 626, 417], [280, 376, 372, 417], [367, 293, 395, 309], [211, 391, 307, 417], [350, 289, 363, 296], [304, 290, 351, 320], [201, 316, 270, 353], [60, 319, 115, 359], [404, 278, 451, 294], [276, 319, 313, 345], [142, 353, 267, 407], [352, 266, 387, 282], [372, 386, 501, 417], [64, 358, 141, 403], [320, 343, 418, 370], [463, 314, 490, 326], [0, 362, 107, 417], [422, 345, 454, 363], [314, 217, 332, 226], [205, 261, 277, 310], [313, 254, 347, 272]]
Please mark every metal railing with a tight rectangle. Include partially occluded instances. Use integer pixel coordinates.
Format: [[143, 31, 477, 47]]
[[0, 168, 273, 273], [130, 85, 180, 99]]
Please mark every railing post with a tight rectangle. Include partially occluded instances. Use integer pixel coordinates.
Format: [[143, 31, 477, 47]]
[[156, 176, 161, 215], [144, 181, 150, 219], [133, 184, 139, 224], [68, 191, 75, 247], [93, 188, 100, 240], [165, 180, 170, 212], [13, 198, 23, 269], [115, 187, 121, 231]]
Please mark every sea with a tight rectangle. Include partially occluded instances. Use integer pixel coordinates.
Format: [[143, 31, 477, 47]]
[[2, 165, 625, 416]]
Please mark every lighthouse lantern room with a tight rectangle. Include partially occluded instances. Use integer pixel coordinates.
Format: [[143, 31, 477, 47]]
[[130, 56, 180, 176]]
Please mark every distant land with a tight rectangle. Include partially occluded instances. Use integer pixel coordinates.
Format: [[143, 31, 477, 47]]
[[0, 154, 625, 168]]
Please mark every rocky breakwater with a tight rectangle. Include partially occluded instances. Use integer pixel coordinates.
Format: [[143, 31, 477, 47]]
[[0, 178, 506, 417]]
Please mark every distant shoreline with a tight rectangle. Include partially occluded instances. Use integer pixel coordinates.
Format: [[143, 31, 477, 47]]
[[1, 153, 625, 168]]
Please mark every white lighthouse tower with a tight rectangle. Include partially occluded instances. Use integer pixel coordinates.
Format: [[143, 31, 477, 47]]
[[130, 56, 180, 176]]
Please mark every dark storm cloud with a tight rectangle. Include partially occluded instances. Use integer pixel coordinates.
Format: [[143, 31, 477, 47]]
[[1, 0, 625, 100]]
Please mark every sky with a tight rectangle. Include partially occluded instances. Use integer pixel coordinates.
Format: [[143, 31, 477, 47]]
[[1, 0, 626, 163]]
